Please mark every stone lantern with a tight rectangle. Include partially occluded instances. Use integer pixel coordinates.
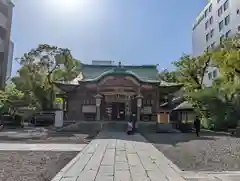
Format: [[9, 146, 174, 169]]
[[136, 94, 143, 124], [94, 94, 102, 121]]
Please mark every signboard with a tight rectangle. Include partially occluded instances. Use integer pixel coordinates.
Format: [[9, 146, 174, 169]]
[[141, 106, 152, 114], [105, 95, 128, 103], [82, 105, 96, 113]]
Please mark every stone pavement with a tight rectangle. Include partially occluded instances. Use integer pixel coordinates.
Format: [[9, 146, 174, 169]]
[[0, 143, 86, 151], [51, 131, 240, 181], [182, 171, 240, 181], [52, 132, 186, 181]]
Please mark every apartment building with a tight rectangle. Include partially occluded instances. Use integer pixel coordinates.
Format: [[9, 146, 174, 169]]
[[192, 0, 240, 86], [6, 40, 13, 81], [0, 0, 14, 89]]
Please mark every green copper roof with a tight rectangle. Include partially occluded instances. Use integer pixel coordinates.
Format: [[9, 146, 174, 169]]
[[80, 63, 160, 83]]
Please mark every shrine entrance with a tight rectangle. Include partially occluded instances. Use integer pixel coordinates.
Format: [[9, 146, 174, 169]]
[[111, 102, 125, 120]]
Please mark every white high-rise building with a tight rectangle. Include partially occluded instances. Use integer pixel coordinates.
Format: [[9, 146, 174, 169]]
[[192, 0, 240, 86], [0, 0, 14, 89], [6, 40, 13, 81]]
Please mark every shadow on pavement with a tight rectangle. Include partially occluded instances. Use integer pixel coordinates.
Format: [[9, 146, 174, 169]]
[[142, 132, 217, 146], [94, 130, 217, 146]]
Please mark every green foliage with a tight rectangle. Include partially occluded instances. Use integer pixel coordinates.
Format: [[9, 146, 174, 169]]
[[0, 83, 25, 114], [159, 69, 179, 83], [12, 44, 81, 110], [212, 34, 240, 80], [167, 36, 240, 130], [173, 53, 210, 91]]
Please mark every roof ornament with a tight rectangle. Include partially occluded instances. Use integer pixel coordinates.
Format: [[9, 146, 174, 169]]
[[113, 61, 125, 72], [118, 61, 122, 68]]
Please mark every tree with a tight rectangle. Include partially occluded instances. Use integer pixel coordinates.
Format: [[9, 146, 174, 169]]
[[12, 44, 81, 109], [173, 53, 211, 91], [212, 34, 240, 82], [159, 69, 179, 83], [0, 83, 24, 113], [189, 78, 240, 130]]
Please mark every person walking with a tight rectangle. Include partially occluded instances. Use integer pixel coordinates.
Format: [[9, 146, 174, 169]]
[[194, 115, 201, 137]]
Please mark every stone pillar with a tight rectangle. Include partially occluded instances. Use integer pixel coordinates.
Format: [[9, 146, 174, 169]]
[[136, 94, 143, 123], [94, 94, 102, 121], [125, 96, 131, 120]]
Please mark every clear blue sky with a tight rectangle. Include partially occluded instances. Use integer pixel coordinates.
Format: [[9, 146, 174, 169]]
[[11, 0, 207, 76]]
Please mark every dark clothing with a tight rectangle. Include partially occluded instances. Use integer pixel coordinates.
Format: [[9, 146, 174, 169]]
[[194, 118, 201, 137], [132, 119, 136, 133]]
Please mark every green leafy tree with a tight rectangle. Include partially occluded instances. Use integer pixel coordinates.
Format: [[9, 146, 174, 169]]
[[173, 53, 211, 91], [159, 69, 179, 83], [0, 83, 24, 113], [212, 34, 240, 82], [189, 78, 240, 130], [12, 44, 81, 110]]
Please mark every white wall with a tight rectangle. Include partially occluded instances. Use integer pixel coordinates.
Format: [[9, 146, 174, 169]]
[[6, 40, 13, 80], [192, 0, 240, 86]]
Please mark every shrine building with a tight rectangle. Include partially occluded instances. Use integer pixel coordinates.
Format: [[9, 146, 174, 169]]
[[55, 61, 182, 125]]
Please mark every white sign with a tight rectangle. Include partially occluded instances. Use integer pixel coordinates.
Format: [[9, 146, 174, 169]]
[[82, 105, 96, 113], [142, 106, 152, 114]]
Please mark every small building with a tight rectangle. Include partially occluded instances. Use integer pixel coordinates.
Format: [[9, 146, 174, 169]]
[[159, 97, 195, 129], [54, 62, 182, 128]]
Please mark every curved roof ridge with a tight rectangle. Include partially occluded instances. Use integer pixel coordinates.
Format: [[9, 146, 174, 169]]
[[81, 63, 157, 69], [80, 68, 160, 83]]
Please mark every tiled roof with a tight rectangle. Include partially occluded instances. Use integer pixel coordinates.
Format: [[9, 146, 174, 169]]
[[79, 64, 160, 83], [54, 63, 182, 91], [173, 101, 193, 110]]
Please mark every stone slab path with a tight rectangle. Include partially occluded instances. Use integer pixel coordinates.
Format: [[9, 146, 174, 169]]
[[52, 132, 186, 181], [52, 131, 240, 181], [0, 143, 86, 151]]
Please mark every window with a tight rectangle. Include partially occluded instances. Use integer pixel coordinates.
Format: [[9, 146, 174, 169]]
[[210, 29, 214, 38], [204, 9, 208, 17], [206, 33, 210, 42], [213, 70, 217, 78], [219, 20, 224, 31], [223, 0, 229, 11], [217, 0, 221, 3], [220, 35, 225, 44], [218, 6, 223, 17], [238, 26, 240, 31], [211, 42, 215, 48], [209, 16, 213, 24], [208, 72, 212, 80], [205, 21, 209, 30], [209, 4, 212, 12], [224, 15, 230, 26], [237, 9, 240, 15], [226, 30, 231, 38]]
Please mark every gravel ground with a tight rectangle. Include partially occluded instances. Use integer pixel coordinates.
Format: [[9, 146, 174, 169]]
[[0, 151, 78, 181], [143, 132, 240, 172], [0, 129, 98, 144]]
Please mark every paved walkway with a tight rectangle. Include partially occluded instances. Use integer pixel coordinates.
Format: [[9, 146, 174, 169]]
[[0, 143, 86, 151], [52, 132, 186, 181], [52, 131, 240, 181]]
